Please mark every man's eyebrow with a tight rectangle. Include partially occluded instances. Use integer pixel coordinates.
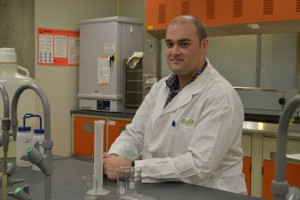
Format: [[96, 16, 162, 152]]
[[164, 39, 191, 43]]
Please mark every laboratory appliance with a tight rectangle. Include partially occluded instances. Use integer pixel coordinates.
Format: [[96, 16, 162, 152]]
[[78, 16, 144, 112]]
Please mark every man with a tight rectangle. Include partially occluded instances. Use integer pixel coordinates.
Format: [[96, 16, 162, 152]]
[[103, 15, 247, 194]]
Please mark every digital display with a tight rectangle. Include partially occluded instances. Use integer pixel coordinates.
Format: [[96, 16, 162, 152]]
[[97, 100, 110, 111]]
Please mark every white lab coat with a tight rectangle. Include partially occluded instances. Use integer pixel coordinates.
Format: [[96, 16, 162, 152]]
[[109, 59, 247, 194]]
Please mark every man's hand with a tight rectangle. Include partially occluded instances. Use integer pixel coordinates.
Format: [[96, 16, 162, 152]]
[[103, 153, 132, 180]]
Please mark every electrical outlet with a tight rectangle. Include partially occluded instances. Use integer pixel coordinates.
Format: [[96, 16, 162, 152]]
[[147, 40, 155, 53]]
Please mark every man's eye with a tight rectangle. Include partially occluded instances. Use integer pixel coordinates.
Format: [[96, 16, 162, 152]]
[[165, 43, 174, 48], [179, 42, 190, 48]]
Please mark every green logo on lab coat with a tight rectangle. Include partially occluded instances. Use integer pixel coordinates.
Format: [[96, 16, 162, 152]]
[[181, 118, 194, 126]]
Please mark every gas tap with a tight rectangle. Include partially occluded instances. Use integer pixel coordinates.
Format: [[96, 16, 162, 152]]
[[10, 83, 53, 200], [272, 95, 300, 200]]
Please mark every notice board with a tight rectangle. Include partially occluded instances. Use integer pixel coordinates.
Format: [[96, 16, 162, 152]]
[[38, 28, 79, 66]]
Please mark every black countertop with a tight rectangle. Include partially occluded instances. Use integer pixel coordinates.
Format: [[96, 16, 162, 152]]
[[0, 157, 262, 200]]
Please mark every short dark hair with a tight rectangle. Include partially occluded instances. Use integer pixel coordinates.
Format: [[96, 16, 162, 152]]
[[170, 15, 207, 41]]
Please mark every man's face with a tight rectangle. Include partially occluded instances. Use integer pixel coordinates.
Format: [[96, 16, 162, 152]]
[[165, 20, 207, 77]]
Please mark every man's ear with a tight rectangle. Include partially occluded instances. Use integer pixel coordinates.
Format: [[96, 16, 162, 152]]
[[201, 39, 208, 49]]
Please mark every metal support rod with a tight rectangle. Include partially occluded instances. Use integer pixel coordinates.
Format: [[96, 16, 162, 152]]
[[0, 83, 11, 200], [255, 34, 261, 87], [0, 83, 9, 119]]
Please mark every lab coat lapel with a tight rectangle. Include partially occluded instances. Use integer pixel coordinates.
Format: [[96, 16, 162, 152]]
[[162, 84, 196, 114], [152, 82, 169, 122], [163, 63, 213, 114], [151, 60, 214, 120]]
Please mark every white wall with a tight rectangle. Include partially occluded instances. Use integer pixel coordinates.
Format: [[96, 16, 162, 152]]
[[35, 0, 117, 156], [119, 0, 145, 20]]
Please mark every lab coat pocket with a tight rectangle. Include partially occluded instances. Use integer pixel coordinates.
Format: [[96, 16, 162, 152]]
[[167, 124, 194, 157]]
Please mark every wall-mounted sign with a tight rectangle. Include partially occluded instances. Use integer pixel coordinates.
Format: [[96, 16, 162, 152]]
[[38, 28, 79, 66]]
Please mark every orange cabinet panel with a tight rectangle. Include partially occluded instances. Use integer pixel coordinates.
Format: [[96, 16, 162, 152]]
[[262, 159, 300, 200], [146, 0, 204, 31], [73, 116, 106, 157], [146, 0, 300, 31], [107, 119, 132, 151], [243, 156, 252, 195], [73, 113, 134, 157]]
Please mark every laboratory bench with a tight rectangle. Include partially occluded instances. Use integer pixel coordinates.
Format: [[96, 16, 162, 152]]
[[0, 157, 262, 200], [71, 110, 300, 199], [242, 121, 300, 199]]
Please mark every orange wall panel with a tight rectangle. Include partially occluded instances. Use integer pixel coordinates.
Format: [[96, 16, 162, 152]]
[[146, 0, 300, 30], [185, 1, 206, 22], [146, 0, 160, 30]]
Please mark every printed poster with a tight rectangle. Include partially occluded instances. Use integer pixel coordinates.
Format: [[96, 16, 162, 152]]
[[38, 28, 79, 66]]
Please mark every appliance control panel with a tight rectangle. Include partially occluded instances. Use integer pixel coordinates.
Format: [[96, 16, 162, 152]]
[[97, 100, 110, 111]]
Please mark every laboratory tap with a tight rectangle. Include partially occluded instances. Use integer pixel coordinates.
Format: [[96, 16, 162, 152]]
[[10, 83, 53, 200], [0, 163, 24, 187], [272, 95, 300, 200], [8, 185, 35, 200], [0, 82, 11, 200]]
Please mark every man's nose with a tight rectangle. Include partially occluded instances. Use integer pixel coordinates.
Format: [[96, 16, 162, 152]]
[[171, 45, 181, 56]]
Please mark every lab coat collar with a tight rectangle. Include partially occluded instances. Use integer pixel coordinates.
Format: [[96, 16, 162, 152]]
[[161, 59, 214, 115]]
